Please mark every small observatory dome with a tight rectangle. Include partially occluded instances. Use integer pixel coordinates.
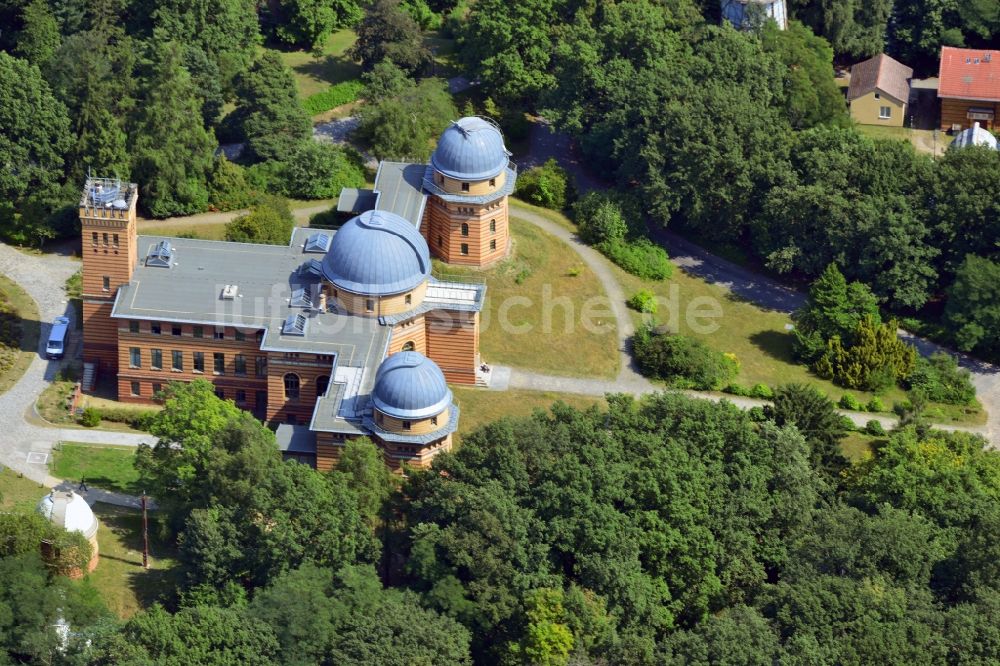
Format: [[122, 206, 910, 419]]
[[371, 352, 452, 420], [950, 122, 999, 150], [322, 209, 431, 296], [430, 117, 510, 181], [37, 490, 99, 541]]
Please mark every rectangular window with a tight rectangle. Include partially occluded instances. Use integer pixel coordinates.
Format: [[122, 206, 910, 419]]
[[403, 420, 412, 431], [214, 352, 225, 374], [151, 349, 162, 370], [460, 243, 469, 256], [130, 381, 140, 396], [461, 182, 470, 192], [490, 239, 497, 251], [234, 330, 245, 342], [214, 388, 225, 400], [171, 326, 182, 336], [489, 178, 496, 187], [365, 298, 375, 312], [193, 352, 204, 373], [152, 382, 161, 395], [112, 233, 119, 246], [171, 350, 183, 371], [255, 356, 267, 378], [193, 326, 203, 338], [214, 329, 225, 340], [102, 232, 109, 246], [91, 232, 98, 246], [236, 389, 246, 403], [234, 354, 246, 376], [129, 320, 139, 334], [879, 106, 892, 119], [490, 219, 496, 232], [129, 347, 141, 368], [102, 276, 110, 291], [151, 323, 161, 335], [437, 235, 443, 247], [405, 294, 412, 305], [874, 92, 881, 99]]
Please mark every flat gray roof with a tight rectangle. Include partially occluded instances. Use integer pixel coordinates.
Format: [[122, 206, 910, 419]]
[[275, 424, 316, 454], [337, 188, 377, 214], [373, 161, 428, 227]]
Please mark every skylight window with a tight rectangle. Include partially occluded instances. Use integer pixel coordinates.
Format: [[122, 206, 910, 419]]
[[304, 233, 331, 253], [282, 313, 307, 336], [145, 241, 173, 268], [289, 286, 313, 308], [301, 259, 323, 276]]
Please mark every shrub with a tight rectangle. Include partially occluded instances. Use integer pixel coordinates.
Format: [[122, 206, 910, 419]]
[[279, 142, 365, 200], [724, 383, 751, 397], [574, 191, 630, 246], [750, 383, 774, 399], [632, 325, 736, 390], [839, 394, 863, 411], [627, 290, 657, 314], [747, 406, 768, 422], [79, 407, 100, 427], [301, 80, 365, 116], [814, 316, 916, 391], [866, 397, 885, 412], [598, 238, 673, 281], [208, 156, 259, 212], [97, 407, 158, 430], [515, 159, 574, 210], [225, 195, 295, 245], [904, 352, 976, 406], [865, 419, 886, 436]]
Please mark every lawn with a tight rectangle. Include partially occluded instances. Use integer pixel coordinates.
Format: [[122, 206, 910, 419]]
[[841, 432, 883, 462], [0, 468, 48, 512], [438, 217, 619, 379], [84, 503, 180, 619], [855, 124, 945, 156], [0, 273, 40, 396], [271, 30, 361, 101], [452, 387, 606, 441], [51, 443, 141, 494]]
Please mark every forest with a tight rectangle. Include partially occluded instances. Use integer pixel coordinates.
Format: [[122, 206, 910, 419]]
[[1, 0, 1000, 663]]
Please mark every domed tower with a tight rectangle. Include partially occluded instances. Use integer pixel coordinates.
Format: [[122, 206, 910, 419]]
[[37, 491, 100, 576], [366, 351, 458, 470], [321, 209, 431, 317], [422, 117, 516, 267]]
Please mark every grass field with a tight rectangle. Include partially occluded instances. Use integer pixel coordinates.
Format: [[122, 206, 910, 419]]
[[51, 443, 141, 494], [439, 217, 619, 379], [86, 503, 180, 619], [0, 468, 48, 512], [841, 432, 882, 462], [272, 30, 361, 100], [453, 387, 606, 441], [0, 274, 40, 396]]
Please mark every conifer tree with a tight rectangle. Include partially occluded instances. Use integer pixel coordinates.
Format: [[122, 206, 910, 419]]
[[236, 52, 311, 163]]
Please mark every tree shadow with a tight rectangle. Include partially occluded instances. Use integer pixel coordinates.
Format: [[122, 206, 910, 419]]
[[749, 330, 798, 365], [293, 55, 362, 89]]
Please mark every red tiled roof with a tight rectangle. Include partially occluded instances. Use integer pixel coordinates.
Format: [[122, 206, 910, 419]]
[[938, 47, 1000, 102], [847, 54, 912, 103]]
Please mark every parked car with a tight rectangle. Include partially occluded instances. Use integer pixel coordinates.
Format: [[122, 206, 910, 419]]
[[46, 316, 70, 359]]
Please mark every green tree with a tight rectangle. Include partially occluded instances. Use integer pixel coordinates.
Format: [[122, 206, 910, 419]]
[[793, 263, 880, 362], [208, 156, 257, 211], [236, 52, 311, 163], [946, 254, 1000, 355], [767, 383, 848, 483], [815, 315, 917, 391], [14, 0, 60, 68], [270, 0, 364, 50], [357, 77, 456, 160], [279, 142, 365, 199], [515, 159, 574, 210], [791, 0, 894, 58], [888, 0, 966, 72], [224, 197, 295, 244], [350, 0, 432, 74], [332, 438, 395, 528], [361, 59, 414, 102], [130, 42, 215, 217], [930, 146, 1000, 276], [506, 588, 574, 666], [573, 191, 631, 246]]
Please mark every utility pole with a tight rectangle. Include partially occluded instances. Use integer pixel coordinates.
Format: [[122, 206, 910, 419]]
[[141, 491, 149, 569]]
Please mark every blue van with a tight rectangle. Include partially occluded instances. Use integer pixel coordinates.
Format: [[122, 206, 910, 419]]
[[46, 317, 70, 360]]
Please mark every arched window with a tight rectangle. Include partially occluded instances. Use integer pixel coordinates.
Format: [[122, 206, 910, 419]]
[[461, 223, 469, 237], [402, 341, 416, 352], [284, 373, 300, 400], [316, 375, 330, 397]]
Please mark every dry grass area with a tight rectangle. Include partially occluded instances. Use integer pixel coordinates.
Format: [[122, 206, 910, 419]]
[[438, 217, 619, 379], [453, 387, 606, 442], [0, 274, 39, 396]]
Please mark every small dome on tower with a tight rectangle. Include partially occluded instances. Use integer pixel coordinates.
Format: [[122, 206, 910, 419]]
[[37, 491, 99, 541], [950, 123, 999, 150], [372, 352, 452, 420], [430, 117, 509, 181], [322, 210, 431, 296]]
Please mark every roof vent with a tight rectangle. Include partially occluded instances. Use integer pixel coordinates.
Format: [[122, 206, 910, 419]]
[[282, 313, 307, 336], [304, 232, 331, 253], [145, 241, 173, 268], [221, 284, 239, 300], [301, 259, 323, 276], [985, 54, 992, 63], [289, 286, 313, 308]]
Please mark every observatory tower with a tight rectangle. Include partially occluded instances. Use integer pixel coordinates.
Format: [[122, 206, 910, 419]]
[[79, 177, 138, 375]]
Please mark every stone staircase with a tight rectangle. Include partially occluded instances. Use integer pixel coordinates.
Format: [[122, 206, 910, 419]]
[[81, 363, 96, 393]]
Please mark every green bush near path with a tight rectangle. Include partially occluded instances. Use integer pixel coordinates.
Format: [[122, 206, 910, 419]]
[[302, 80, 364, 115], [50, 443, 141, 495]]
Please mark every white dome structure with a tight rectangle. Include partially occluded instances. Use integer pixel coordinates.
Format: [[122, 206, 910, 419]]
[[37, 491, 100, 573], [950, 122, 999, 150]]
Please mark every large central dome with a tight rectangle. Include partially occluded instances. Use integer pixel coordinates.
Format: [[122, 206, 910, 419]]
[[372, 352, 452, 420], [430, 117, 509, 181], [322, 210, 431, 296]]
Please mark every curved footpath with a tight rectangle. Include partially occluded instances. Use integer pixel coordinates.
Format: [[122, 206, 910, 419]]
[[0, 243, 153, 505]]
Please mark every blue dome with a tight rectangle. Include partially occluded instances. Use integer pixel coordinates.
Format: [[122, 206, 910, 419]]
[[430, 117, 509, 181], [372, 352, 452, 420], [322, 210, 430, 296]]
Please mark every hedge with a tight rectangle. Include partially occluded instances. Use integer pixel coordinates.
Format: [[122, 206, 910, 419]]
[[302, 80, 365, 116]]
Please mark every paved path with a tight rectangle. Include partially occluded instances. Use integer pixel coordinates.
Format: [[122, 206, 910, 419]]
[[0, 243, 152, 503]]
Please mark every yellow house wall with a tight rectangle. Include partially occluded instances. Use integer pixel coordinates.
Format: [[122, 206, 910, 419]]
[[432, 170, 507, 196], [326, 281, 427, 317], [850, 91, 906, 127]]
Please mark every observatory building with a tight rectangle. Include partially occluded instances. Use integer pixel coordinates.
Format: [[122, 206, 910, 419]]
[[79, 118, 513, 471], [37, 491, 100, 575]]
